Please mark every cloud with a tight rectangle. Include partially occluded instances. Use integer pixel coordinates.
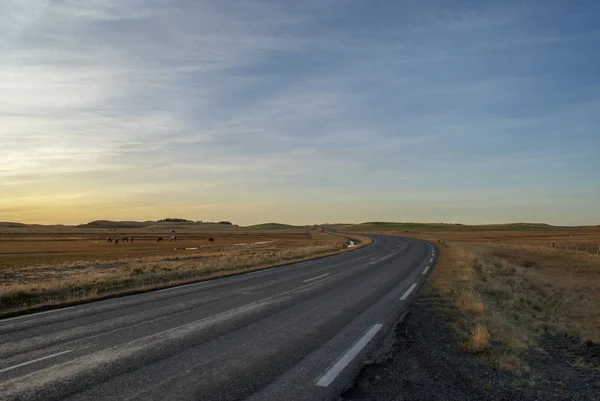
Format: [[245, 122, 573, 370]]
[[1, 1, 599, 225]]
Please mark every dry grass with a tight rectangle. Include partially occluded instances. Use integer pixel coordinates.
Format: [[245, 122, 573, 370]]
[[0, 228, 371, 317], [426, 234, 600, 375], [356, 227, 600, 375]]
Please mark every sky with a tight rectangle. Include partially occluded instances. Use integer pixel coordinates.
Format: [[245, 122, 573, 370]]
[[1, 0, 599, 226]]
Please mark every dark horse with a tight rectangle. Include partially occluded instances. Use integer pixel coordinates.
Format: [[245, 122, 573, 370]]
[[157, 237, 163, 242], [208, 237, 215, 243]]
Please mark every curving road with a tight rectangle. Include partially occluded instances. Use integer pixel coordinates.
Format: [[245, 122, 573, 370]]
[[0, 235, 436, 401]]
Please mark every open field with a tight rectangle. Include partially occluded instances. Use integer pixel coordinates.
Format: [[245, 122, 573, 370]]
[[0, 225, 368, 317], [352, 223, 600, 254], [351, 225, 600, 376]]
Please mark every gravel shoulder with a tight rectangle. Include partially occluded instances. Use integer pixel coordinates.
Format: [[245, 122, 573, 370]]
[[343, 283, 600, 401]]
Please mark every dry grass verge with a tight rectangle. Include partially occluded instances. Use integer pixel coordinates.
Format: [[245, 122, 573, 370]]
[[0, 231, 371, 318], [425, 239, 600, 375]]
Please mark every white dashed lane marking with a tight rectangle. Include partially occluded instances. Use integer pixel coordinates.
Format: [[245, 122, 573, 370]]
[[400, 283, 418, 300], [302, 273, 331, 283], [0, 350, 73, 374], [316, 324, 383, 387]]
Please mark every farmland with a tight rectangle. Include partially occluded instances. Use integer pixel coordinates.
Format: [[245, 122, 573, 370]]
[[0, 223, 366, 317]]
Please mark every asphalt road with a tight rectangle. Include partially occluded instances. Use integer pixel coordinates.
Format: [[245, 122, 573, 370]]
[[0, 235, 436, 401]]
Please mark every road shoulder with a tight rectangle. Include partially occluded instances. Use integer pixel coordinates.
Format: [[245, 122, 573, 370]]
[[342, 282, 600, 401]]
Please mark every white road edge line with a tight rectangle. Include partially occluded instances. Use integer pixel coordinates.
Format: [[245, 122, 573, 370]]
[[0, 350, 73, 374], [316, 324, 383, 387], [400, 283, 418, 300], [0, 306, 77, 323], [369, 257, 378, 261], [302, 273, 331, 283], [422, 266, 430, 275], [154, 280, 210, 293]]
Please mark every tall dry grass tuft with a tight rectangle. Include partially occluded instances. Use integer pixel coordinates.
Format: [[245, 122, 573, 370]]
[[467, 324, 489, 353]]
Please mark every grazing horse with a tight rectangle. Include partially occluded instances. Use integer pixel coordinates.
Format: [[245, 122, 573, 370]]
[[208, 237, 215, 243], [121, 237, 129, 243], [114, 239, 119, 244], [106, 237, 113, 243], [157, 237, 163, 242], [169, 235, 177, 242]]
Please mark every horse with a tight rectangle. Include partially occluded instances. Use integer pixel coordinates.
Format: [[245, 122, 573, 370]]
[[114, 239, 119, 244], [157, 237, 163, 242], [121, 237, 129, 243], [130, 237, 134, 243], [208, 237, 215, 243], [170, 235, 177, 242], [106, 237, 113, 243]]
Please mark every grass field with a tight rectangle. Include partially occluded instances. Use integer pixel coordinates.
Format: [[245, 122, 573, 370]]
[[351, 224, 600, 374], [0, 225, 368, 317]]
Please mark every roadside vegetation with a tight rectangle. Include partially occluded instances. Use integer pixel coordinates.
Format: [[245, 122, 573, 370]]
[[421, 231, 600, 376], [352, 225, 600, 378], [0, 229, 370, 317]]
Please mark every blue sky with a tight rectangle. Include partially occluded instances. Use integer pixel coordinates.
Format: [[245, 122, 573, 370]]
[[1, 0, 599, 225]]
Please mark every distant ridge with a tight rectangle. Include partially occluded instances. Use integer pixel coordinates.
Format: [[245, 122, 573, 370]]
[[245, 223, 302, 230], [345, 222, 579, 231], [0, 222, 30, 228], [77, 220, 155, 229], [76, 220, 237, 229], [1, 220, 595, 230]]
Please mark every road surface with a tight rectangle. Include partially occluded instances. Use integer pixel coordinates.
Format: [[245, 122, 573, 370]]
[[0, 235, 436, 400]]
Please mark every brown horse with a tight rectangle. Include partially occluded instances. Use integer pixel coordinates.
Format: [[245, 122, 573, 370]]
[[121, 237, 129, 243], [114, 239, 119, 244], [208, 237, 215, 243], [157, 237, 163, 242], [106, 237, 113, 243]]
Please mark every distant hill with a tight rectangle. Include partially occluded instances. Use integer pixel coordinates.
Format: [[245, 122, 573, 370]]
[[345, 222, 574, 231], [0, 222, 30, 228], [76, 220, 239, 230], [245, 223, 303, 230], [77, 220, 155, 229]]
